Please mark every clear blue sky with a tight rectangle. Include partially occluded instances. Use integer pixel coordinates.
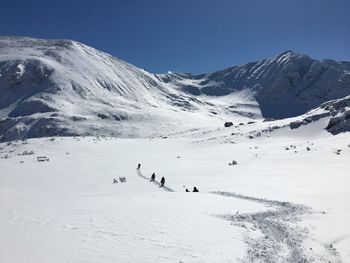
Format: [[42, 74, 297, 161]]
[[0, 0, 349, 74]]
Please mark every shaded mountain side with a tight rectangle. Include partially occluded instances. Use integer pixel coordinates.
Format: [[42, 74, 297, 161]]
[[285, 95, 350, 134], [323, 96, 350, 134]]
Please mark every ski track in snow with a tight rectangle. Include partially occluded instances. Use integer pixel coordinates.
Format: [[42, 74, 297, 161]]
[[1, 136, 348, 262], [136, 169, 174, 192], [212, 191, 342, 263], [135, 166, 342, 263]]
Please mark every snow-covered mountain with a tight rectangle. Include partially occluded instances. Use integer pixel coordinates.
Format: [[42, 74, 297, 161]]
[[0, 36, 245, 141], [0, 36, 349, 141], [167, 51, 350, 118], [1, 38, 350, 263]]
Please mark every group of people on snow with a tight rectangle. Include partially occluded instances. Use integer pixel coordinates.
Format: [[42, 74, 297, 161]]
[[138, 163, 199, 191], [149, 172, 165, 187], [186, 187, 199, 192]]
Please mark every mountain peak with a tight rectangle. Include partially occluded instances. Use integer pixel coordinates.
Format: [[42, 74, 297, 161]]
[[279, 50, 295, 55], [273, 50, 314, 62], [274, 50, 299, 60]]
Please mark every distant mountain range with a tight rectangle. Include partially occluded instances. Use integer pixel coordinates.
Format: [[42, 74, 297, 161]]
[[164, 50, 350, 118], [0, 36, 349, 141]]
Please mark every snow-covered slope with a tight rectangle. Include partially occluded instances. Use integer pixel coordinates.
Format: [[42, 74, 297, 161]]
[[1, 37, 349, 262], [0, 129, 349, 262], [0, 36, 349, 142], [0, 36, 250, 142], [285, 95, 350, 134], [0, 36, 268, 142]]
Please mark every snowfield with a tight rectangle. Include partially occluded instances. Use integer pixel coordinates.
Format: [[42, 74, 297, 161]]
[[1, 36, 349, 262], [1, 122, 349, 262]]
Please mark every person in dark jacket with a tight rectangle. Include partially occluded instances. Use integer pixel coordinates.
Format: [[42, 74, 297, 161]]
[[185, 188, 190, 192], [193, 187, 199, 192], [160, 177, 165, 187], [137, 163, 141, 169], [150, 173, 155, 181]]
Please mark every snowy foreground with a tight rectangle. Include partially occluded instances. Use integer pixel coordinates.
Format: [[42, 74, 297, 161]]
[[0, 124, 349, 262]]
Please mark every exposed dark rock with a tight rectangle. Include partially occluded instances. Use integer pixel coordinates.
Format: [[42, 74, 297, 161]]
[[112, 115, 127, 121], [263, 118, 275, 122], [326, 110, 350, 134], [224, 122, 233, 127], [70, 116, 87, 121], [97, 113, 108, 119], [9, 100, 56, 117]]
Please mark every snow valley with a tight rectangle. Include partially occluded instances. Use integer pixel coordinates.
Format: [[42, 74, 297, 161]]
[[0, 36, 349, 263]]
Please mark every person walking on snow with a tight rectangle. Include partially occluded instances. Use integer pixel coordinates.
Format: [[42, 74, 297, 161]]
[[193, 187, 199, 192], [137, 163, 141, 169], [150, 173, 155, 182], [160, 177, 165, 187]]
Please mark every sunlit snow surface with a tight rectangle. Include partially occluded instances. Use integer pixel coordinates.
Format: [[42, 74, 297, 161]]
[[1, 36, 349, 262], [0, 37, 261, 141], [0, 121, 349, 263]]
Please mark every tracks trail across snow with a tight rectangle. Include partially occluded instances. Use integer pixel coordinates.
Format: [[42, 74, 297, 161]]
[[136, 169, 174, 192], [135, 169, 342, 263], [212, 191, 342, 263]]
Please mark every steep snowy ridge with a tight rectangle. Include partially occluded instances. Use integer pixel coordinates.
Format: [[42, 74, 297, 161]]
[[175, 51, 350, 118], [0, 36, 180, 113], [0, 36, 349, 141]]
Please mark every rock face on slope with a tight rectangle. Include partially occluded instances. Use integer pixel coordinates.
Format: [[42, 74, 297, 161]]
[[166, 51, 350, 118], [0, 36, 349, 141], [287, 96, 350, 134], [324, 96, 350, 134]]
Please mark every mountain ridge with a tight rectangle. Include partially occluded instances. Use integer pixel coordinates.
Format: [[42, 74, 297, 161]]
[[0, 36, 349, 141], [167, 50, 350, 118]]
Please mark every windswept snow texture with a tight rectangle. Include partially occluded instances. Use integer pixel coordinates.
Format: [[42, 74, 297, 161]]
[[1, 36, 350, 141]]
